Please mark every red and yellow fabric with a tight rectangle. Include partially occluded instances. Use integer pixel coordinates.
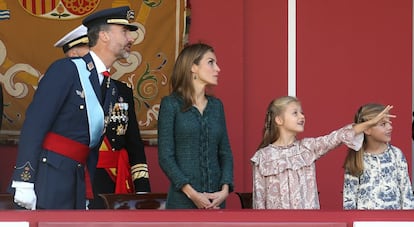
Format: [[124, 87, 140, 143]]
[[97, 136, 133, 193]]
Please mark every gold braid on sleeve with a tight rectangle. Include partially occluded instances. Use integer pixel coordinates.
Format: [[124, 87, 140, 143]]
[[131, 163, 149, 181]]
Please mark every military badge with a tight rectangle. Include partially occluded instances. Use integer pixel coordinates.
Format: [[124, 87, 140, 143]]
[[76, 90, 85, 98], [126, 9, 135, 21], [110, 97, 129, 136], [20, 166, 32, 181], [15, 162, 34, 182], [87, 62, 95, 71]]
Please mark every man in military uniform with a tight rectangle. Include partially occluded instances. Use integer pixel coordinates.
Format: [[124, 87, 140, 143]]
[[89, 76, 151, 209], [55, 13, 151, 210], [54, 24, 90, 58], [10, 6, 141, 210]]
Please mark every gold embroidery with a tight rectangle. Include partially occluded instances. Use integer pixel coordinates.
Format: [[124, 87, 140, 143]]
[[20, 166, 32, 181], [131, 163, 149, 180], [131, 163, 148, 171], [132, 171, 149, 180], [15, 162, 35, 182]]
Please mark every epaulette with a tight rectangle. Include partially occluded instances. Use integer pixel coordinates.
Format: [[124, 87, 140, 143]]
[[122, 81, 132, 88]]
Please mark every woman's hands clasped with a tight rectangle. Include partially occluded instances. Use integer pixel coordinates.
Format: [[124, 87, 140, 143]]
[[183, 184, 229, 209]]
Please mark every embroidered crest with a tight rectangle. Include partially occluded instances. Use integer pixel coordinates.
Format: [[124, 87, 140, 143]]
[[15, 162, 35, 182], [20, 166, 32, 181], [18, 0, 99, 20]]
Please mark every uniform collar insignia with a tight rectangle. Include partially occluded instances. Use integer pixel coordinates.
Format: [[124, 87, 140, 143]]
[[87, 61, 95, 71]]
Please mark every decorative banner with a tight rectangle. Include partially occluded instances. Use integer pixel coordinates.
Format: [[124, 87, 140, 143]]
[[0, 0, 189, 145], [18, 0, 99, 19]]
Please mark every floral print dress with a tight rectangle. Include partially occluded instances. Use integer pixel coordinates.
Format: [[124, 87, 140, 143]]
[[251, 124, 362, 209], [343, 144, 414, 209]]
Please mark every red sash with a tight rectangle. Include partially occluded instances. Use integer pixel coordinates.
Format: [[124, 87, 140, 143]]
[[97, 136, 133, 193], [43, 132, 89, 163], [42, 132, 94, 199]]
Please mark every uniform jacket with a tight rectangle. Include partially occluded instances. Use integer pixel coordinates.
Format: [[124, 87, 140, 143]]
[[10, 53, 117, 209], [89, 80, 150, 209]]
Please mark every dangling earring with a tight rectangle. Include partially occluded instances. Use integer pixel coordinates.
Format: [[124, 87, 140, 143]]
[[193, 74, 198, 80]]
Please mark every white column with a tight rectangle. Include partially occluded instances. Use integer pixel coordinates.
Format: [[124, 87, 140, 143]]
[[288, 0, 296, 97]]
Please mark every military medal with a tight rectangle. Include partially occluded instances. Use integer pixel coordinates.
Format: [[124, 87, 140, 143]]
[[109, 96, 129, 135]]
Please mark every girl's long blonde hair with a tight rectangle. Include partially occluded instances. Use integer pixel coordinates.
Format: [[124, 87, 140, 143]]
[[343, 103, 386, 176], [257, 96, 300, 149]]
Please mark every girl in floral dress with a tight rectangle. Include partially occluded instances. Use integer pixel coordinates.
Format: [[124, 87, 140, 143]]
[[251, 96, 393, 209], [343, 103, 414, 209]]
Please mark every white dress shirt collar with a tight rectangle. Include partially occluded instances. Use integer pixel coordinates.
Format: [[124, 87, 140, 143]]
[[89, 51, 110, 84]]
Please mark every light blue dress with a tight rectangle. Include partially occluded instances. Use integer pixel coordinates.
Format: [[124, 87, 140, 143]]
[[343, 144, 414, 209]]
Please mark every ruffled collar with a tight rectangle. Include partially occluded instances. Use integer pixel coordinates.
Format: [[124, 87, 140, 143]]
[[270, 140, 298, 149]]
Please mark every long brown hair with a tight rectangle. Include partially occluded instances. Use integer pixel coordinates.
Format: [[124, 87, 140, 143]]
[[257, 96, 300, 149], [171, 43, 214, 111], [343, 103, 386, 176]]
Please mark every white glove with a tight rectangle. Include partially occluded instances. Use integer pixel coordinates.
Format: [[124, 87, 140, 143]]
[[11, 181, 37, 210]]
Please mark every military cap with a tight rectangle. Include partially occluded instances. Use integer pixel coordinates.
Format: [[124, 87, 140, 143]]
[[54, 25, 88, 53], [82, 6, 138, 31]]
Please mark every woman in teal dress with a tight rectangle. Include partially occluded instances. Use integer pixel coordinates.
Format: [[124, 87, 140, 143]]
[[158, 43, 234, 209]]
